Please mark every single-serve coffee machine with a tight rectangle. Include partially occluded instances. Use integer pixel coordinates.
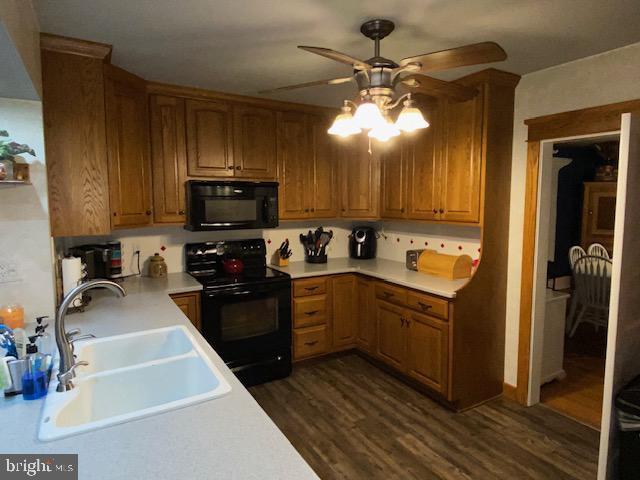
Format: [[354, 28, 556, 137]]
[[68, 242, 122, 280]]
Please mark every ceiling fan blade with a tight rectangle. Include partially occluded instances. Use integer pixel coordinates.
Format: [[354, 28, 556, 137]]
[[298, 46, 371, 70], [258, 76, 353, 94], [400, 42, 506, 73], [401, 74, 478, 102]]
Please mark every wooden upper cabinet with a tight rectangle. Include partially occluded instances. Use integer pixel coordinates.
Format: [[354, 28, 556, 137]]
[[104, 65, 153, 228], [406, 311, 449, 395], [277, 111, 311, 219], [233, 105, 277, 179], [42, 47, 111, 237], [185, 99, 234, 177], [581, 182, 616, 253], [310, 114, 338, 218], [380, 139, 408, 219], [407, 98, 442, 221], [340, 136, 380, 218], [440, 92, 484, 223], [331, 275, 357, 348], [150, 95, 188, 224], [375, 299, 406, 371]]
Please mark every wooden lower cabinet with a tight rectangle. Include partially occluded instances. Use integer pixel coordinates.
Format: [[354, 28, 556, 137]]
[[371, 282, 452, 400], [375, 299, 406, 370], [331, 275, 357, 348], [170, 292, 201, 331], [406, 311, 449, 395], [356, 277, 376, 353]]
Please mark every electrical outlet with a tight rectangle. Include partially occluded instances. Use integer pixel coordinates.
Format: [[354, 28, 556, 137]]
[[0, 258, 22, 284]]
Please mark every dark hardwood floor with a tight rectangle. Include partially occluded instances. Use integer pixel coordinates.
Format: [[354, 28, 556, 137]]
[[250, 353, 599, 480]]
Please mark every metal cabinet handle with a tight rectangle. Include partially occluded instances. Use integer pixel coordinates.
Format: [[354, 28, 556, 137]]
[[433, 209, 438, 214], [400, 208, 405, 213], [235, 166, 241, 170], [146, 210, 152, 216], [383, 291, 394, 298], [405, 318, 411, 327], [439, 208, 444, 214], [227, 166, 234, 170], [418, 302, 432, 311], [304, 208, 310, 212], [304, 340, 319, 346], [178, 210, 185, 215], [304, 286, 318, 292], [400, 317, 405, 326], [304, 310, 319, 316]]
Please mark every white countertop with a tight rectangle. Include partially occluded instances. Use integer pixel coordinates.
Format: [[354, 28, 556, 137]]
[[1, 273, 317, 480], [271, 257, 469, 298]]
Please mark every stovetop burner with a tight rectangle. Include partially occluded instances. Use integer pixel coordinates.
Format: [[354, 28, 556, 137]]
[[185, 239, 289, 289]]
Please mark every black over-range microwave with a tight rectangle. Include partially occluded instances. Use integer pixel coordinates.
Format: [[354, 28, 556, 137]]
[[185, 180, 279, 231]]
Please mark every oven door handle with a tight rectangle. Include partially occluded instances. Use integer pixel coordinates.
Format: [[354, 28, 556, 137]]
[[205, 289, 257, 298]]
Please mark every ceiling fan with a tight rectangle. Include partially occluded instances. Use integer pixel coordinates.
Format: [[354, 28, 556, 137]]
[[260, 19, 507, 141]]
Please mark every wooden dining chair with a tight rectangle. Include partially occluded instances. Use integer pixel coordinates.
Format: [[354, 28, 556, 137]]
[[566, 245, 587, 333], [568, 255, 612, 337], [587, 243, 610, 259]]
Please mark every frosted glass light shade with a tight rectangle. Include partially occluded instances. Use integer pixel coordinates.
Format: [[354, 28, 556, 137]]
[[353, 102, 385, 130], [368, 117, 400, 142], [328, 111, 361, 137], [395, 106, 429, 132]]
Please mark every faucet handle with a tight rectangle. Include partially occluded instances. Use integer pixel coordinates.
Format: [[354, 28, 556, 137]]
[[70, 334, 96, 344], [57, 361, 89, 392], [66, 328, 81, 340]]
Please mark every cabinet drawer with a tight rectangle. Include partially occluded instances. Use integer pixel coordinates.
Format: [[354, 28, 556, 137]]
[[294, 325, 328, 359], [375, 283, 407, 306], [406, 291, 449, 320], [294, 296, 327, 328], [293, 277, 327, 297]]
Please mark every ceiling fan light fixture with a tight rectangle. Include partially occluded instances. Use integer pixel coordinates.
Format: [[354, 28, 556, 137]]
[[353, 100, 385, 130], [368, 115, 400, 142], [328, 103, 361, 137], [395, 97, 430, 133]]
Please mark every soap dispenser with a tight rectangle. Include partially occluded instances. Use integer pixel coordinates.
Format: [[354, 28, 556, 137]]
[[34, 316, 52, 357]]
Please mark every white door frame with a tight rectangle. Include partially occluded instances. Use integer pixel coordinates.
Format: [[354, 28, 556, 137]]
[[527, 130, 620, 406]]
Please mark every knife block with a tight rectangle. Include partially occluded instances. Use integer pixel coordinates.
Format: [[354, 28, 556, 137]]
[[270, 252, 289, 267]]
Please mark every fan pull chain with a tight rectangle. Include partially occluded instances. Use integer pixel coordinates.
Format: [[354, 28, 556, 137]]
[[368, 137, 372, 155]]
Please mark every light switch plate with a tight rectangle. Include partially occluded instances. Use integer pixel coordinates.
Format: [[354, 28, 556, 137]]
[[0, 259, 21, 284]]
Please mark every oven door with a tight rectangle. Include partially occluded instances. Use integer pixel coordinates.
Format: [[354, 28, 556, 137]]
[[201, 281, 291, 361]]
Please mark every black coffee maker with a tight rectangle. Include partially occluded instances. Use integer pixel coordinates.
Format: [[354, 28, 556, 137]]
[[349, 227, 377, 259]]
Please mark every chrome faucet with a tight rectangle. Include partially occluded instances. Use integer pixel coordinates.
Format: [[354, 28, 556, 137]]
[[55, 279, 126, 392]]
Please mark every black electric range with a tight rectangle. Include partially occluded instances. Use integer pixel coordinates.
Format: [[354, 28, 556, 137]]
[[185, 239, 292, 387]]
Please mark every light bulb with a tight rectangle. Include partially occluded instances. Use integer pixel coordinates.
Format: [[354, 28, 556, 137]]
[[395, 97, 429, 132], [353, 101, 385, 130], [328, 104, 361, 138], [368, 116, 400, 142]]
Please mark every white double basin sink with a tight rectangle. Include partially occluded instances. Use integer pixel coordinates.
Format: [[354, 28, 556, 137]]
[[39, 325, 231, 441]]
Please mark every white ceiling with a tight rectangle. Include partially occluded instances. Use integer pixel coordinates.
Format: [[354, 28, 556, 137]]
[[34, 0, 640, 107]]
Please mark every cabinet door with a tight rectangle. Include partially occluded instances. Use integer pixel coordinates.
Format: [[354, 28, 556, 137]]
[[340, 136, 380, 218], [406, 311, 449, 395], [407, 98, 442, 221], [150, 95, 188, 224], [440, 93, 483, 223], [170, 292, 201, 331], [233, 105, 277, 179], [104, 66, 153, 228], [310, 114, 339, 217], [380, 139, 408, 219], [42, 49, 111, 236], [331, 275, 357, 348], [277, 111, 311, 219], [581, 182, 616, 253], [375, 299, 406, 371], [185, 99, 234, 177], [356, 277, 376, 353]]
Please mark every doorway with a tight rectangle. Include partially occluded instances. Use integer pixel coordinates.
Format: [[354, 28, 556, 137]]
[[531, 134, 619, 428]]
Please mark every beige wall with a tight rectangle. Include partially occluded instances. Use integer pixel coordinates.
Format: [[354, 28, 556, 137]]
[[504, 41, 640, 386], [0, 0, 41, 97]]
